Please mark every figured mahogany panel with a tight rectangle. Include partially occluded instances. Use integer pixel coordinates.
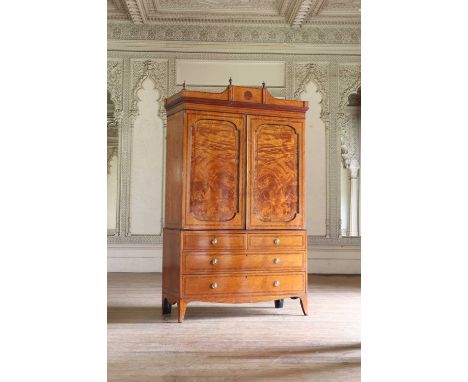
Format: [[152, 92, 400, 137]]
[[185, 111, 245, 229], [247, 116, 305, 229], [164, 111, 185, 228], [183, 252, 305, 273], [183, 273, 305, 297], [162, 228, 181, 297]]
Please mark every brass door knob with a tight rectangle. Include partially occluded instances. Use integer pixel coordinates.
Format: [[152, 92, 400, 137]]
[[211, 238, 218, 245], [211, 282, 218, 289], [273, 238, 280, 245], [211, 258, 219, 265], [273, 257, 280, 264], [273, 280, 280, 287]]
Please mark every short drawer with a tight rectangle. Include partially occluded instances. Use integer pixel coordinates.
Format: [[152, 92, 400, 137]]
[[247, 232, 306, 251], [183, 273, 305, 297], [184, 252, 305, 272], [183, 232, 246, 251]]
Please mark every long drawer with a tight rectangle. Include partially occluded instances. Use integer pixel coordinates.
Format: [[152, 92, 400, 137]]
[[184, 252, 305, 273], [183, 273, 305, 297]]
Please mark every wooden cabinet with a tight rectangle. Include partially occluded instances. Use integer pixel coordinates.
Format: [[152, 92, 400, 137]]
[[162, 85, 308, 322]]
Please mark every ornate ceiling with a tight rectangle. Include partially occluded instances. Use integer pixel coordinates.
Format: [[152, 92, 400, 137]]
[[108, 0, 360, 27]]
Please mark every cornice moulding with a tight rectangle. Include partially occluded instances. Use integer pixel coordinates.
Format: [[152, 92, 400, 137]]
[[108, 40, 360, 55], [107, 22, 360, 45], [108, 18, 360, 26]]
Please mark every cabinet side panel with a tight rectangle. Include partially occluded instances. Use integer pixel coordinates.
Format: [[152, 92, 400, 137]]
[[162, 228, 181, 297], [165, 111, 185, 228]]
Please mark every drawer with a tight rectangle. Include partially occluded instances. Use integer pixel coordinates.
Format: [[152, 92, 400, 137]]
[[183, 273, 305, 297], [183, 232, 246, 251], [247, 232, 306, 251], [184, 252, 305, 272]]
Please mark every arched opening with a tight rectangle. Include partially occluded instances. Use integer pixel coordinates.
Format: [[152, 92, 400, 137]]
[[299, 81, 327, 236], [129, 76, 165, 235]]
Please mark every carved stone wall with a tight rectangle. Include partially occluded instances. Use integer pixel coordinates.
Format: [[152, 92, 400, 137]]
[[293, 62, 330, 237], [107, 59, 123, 125], [130, 59, 169, 123], [338, 63, 361, 237], [108, 22, 360, 45], [107, 52, 360, 248], [338, 64, 361, 170]]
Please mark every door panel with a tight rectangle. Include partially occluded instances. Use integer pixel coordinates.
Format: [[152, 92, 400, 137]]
[[185, 111, 245, 229], [247, 116, 305, 229]]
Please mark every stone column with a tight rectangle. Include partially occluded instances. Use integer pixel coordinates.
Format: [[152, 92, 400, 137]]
[[341, 103, 360, 237], [348, 165, 360, 236]]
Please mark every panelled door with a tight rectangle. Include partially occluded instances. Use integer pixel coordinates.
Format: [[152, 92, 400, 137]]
[[247, 115, 305, 229], [184, 111, 246, 229]]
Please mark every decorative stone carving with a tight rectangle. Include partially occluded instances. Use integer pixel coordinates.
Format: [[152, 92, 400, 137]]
[[108, 0, 360, 25], [289, 0, 319, 27], [293, 62, 330, 123], [130, 59, 169, 123], [321, 0, 361, 14], [125, 0, 145, 24], [107, 146, 118, 174], [108, 22, 360, 45], [107, 59, 124, 125], [108, 0, 131, 20], [338, 63, 360, 237], [338, 63, 360, 168], [106, 50, 360, 247], [307, 0, 327, 17], [340, 140, 350, 168], [338, 64, 361, 108], [156, 0, 279, 11]]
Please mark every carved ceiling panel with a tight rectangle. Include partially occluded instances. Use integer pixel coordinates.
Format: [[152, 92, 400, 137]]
[[318, 0, 360, 16], [107, 0, 131, 21], [154, 0, 281, 14], [108, 0, 360, 26]]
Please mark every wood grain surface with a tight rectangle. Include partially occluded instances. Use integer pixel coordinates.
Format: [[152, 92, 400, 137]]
[[184, 111, 246, 229], [247, 116, 305, 230], [163, 87, 308, 323], [190, 119, 239, 221], [164, 111, 185, 228], [182, 273, 305, 297], [183, 252, 305, 273], [108, 273, 361, 382], [253, 124, 298, 222]]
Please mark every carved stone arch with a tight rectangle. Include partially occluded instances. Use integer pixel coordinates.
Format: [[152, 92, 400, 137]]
[[107, 90, 119, 175], [293, 62, 330, 126], [107, 59, 123, 126], [338, 64, 361, 169], [338, 65, 361, 109], [129, 59, 169, 127], [347, 87, 361, 106]]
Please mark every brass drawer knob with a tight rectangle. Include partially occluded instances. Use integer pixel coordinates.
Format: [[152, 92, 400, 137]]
[[211, 238, 218, 245], [273, 257, 280, 264], [211, 282, 218, 289], [273, 238, 280, 245], [273, 280, 280, 287], [211, 258, 219, 265]]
